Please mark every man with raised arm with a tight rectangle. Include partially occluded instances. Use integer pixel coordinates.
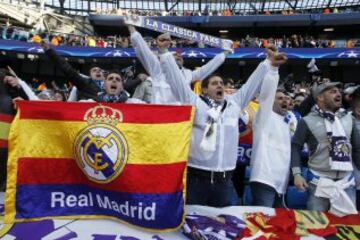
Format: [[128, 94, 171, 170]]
[[157, 37, 287, 207], [40, 41, 143, 104], [128, 25, 228, 104]]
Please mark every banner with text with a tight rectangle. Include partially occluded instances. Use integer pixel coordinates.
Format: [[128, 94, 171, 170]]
[[123, 16, 233, 50], [5, 101, 194, 232]]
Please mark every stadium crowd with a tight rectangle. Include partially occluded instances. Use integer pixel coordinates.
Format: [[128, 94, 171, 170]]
[[1, 25, 360, 49], [93, 6, 359, 17], [1, 23, 360, 217]]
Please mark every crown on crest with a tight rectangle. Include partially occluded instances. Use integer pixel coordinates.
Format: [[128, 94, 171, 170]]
[[84, 105, 123, 126]]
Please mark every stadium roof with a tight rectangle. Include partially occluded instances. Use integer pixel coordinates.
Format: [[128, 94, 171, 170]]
[[25, 0, 360, 16]]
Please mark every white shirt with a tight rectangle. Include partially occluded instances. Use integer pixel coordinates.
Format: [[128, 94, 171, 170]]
[[130, 31, 226, 104], [160, 52, 274, 171], [250, 73, 297, 194], [19, 79, 39, 100]]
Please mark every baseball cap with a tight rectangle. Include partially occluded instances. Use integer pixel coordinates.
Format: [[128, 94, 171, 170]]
[[313, 82, 342, 99]]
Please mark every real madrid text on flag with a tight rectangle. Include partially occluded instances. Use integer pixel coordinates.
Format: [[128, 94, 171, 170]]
[[5, 101, 194, 231]]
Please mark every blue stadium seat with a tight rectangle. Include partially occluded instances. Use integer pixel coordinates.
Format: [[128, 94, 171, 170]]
[[286, 186, 308, 209]]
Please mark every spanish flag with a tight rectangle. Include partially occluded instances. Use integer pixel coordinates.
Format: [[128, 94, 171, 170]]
[[5, 101, 194, 232]]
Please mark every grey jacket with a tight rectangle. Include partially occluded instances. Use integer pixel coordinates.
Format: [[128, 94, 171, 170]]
[[291, 108, 360, 179]]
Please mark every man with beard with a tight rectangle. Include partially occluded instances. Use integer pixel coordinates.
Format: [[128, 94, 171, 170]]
[[291, 82, 360, 215], [158, 38, 287, 207], [250, 89, 297, 207]]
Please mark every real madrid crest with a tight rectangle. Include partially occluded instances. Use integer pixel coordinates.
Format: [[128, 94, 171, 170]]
[[74, 105, 128, 184]]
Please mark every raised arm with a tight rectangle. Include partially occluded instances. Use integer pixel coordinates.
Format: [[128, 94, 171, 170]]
[[128, 25, 162, 79], [159, 51, 197, 104], [228, 49, 287, 110], [191, 52, 226, 82], [252, 65, 279, 130], [296, 94, 315, 117], [40, 41, 93, 91], [18, 79, 39, 100], [67, 86, 78, 102]]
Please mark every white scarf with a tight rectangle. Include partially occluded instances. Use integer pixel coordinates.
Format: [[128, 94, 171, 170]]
[[313, 175, 357, 217], [199, 96, 226, 160], [315, 105, 353, 171]]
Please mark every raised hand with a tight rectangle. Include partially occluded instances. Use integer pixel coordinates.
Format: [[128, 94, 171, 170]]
[[267, 46, 288, 67], [3, 76, 20, 88], [156, 33, 171, 50], [127, 25, 136, 34]]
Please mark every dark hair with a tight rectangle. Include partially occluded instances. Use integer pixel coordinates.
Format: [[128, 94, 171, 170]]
[[201, 74, 223, 89], [352, 96, 360, 109], [0, 68, 10, 81], [294, 93, 306, 99], [89, 64, 102, 71], [54, 90, 66, 101], [105, 69, 123, 81], [276, 88, 287, 94]]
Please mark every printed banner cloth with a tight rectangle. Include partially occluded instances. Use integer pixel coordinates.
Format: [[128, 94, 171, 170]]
[[123, 16, 233, 50], [2, 193, 360, 240], [1, 40, 360, 59], [5, 101, 194, 232]]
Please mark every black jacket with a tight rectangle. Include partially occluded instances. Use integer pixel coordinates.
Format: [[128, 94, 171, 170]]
[[45, 48, 142, 100], [45, 48, 101, 101]]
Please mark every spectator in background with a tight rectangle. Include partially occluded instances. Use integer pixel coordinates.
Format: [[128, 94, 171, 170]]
[[346, 40, 353, 48], [120, 37, 129, 48], [96, 37, 106, 48], [233, 40, 240, 49], [53, 90, 66, 101], [51, 35, 61, 46], [223, 9, 232, 16], [293, 93, 306, 109], [133, 73, 152, 103], [87, 36, 96, 47], [31, 34, 42, 43], [323, 8, 331, 14]]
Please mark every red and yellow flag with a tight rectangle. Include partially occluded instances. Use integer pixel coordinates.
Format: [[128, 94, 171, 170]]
[[5, 101, 194, 232]]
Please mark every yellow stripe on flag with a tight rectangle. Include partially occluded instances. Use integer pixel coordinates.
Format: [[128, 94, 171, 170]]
[[5, 113, 21, 223], [0, 122, 10, 140], [12, 119, 191, 164]]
